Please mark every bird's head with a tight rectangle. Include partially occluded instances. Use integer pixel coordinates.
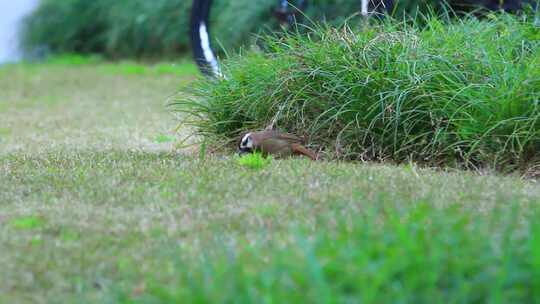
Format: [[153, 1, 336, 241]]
[[238, 132, 254, 155]]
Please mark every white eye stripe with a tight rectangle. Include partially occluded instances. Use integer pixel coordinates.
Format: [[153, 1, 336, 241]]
[[240, 133, 253, 148]]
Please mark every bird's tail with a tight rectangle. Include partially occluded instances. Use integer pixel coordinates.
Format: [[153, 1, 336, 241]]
[[291, 144, 318, 161]]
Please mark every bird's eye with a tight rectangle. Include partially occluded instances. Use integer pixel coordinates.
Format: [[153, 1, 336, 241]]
[[240, 133, 252, 148]]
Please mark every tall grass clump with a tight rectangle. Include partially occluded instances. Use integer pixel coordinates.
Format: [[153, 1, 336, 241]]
[[174, 13, 540, 172]]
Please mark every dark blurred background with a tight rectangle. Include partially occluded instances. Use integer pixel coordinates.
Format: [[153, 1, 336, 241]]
[[17, 0, 537, 61]]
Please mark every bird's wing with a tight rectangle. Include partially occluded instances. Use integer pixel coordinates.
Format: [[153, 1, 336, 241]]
[[256, 137, 292, 158], [273, 132, 304, 144], [290, 143, 318, 161]]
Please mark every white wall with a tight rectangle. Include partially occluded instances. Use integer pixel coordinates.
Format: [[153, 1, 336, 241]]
[[0, 0, 39, 63]]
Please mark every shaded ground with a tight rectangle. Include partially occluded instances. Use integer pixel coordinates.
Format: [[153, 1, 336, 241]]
[[1, 60, 538, 303]]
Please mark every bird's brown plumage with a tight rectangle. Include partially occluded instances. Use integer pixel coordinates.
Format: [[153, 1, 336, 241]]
[[239, 130, 317, 160]]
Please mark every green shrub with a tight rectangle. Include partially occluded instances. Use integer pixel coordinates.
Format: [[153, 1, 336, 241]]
[[173, 13, 540, 172], [20, 0, 191, 58], [104, 1, 192, 58], [21, 0, 111, 55]]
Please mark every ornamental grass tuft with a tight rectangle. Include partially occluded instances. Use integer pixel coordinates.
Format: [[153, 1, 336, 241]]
[[173, 13, 540, 173]]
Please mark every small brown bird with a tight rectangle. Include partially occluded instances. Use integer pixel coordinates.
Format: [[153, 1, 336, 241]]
[[238, 130, 317, 160]]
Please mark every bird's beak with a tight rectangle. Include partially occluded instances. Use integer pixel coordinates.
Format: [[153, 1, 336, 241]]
[[238, 148, 252, 156]]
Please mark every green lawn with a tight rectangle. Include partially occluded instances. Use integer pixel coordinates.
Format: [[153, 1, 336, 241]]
[[1, 60, 539, 303]]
